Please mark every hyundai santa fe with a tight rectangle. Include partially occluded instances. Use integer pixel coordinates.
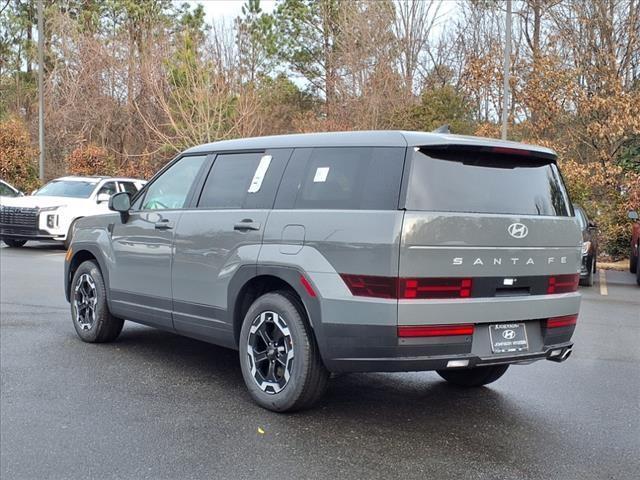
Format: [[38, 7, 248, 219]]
[[64, 131, 582, 412]]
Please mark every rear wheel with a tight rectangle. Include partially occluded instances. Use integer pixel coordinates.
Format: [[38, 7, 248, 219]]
[[579, 257, 595, 287], [239, 291, 329, 412], [630, 244, 638, 273], [636, 261, 640, 286], [2, 238, 27, 248], [71, 260, 124, 343], [436, 364, 509, 387]]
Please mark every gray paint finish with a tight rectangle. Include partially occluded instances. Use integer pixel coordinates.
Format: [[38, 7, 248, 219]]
[[261, 210, 404, 276], [171, 208, 268, 341], [108, 210, 181, 326], [400, 212, 582, 277], [66, 130, 582, 374]]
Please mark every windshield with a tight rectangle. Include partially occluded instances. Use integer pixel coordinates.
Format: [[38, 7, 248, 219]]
[[0, 182, 18, 197], [35, 180, 98, 198], [406, 149, 572, 216]]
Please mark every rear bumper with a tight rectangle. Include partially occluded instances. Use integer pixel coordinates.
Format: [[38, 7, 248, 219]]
[[325, 342, 573, 372], [318, 314, 577, 373]]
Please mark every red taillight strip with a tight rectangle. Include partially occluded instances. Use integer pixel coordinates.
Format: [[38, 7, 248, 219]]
[[340, 274, 473, 299], [398, 324, 474, 338], [400, 278, 472, 299], [339, 274, 398, 299], [546, 314, 578, 328], [547, 274, 579, 294]]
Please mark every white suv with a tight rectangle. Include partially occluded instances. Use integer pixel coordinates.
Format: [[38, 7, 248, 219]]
[[0, 176, 146, 248]]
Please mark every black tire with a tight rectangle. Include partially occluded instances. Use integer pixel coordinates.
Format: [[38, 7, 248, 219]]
[[70, 260, 124, 343], [579, 257, 595, 287], [3, 238, 27, 248], [64, 219, 78, 250], [630, 245, 638, 274], [239, 290, 329, 412], [436, 364, 509, 387], [636, 260, 640, 286]]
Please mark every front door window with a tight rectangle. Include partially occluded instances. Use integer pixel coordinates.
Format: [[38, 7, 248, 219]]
[[141, 156, 207, 210]]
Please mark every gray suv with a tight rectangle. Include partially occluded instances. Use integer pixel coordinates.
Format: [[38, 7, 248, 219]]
[[64, 131, 582, 412]]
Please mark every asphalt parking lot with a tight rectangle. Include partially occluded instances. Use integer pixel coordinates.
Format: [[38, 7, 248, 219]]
[[1, 243, 639, 480]]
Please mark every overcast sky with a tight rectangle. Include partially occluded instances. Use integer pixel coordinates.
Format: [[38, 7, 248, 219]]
[[185, 0, 277, 23], [183, 0, 456, 29]]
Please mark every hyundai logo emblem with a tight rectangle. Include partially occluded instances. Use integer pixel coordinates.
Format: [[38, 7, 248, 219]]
[[508, 223, 529, 239], [502, 329, 516, 340]]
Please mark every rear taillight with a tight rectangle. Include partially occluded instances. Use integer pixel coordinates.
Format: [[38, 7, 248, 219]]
[[339, 274, 398, 299], [547, 274, 579, 294], [399, 277, 472, 299], [398, 324, 474, 338], [340, 275, 473, 299], [546, 314, 578, 328]]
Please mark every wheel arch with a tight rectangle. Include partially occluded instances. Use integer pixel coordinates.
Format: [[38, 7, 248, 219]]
[[228, 265, 324, 352], [65, 244, 111, 304]]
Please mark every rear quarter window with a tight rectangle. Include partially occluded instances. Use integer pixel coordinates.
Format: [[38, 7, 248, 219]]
[[405, 148, 572, 217], [285, 147, 405, 210]]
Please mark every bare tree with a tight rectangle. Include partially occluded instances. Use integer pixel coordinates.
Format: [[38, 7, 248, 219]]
[[393, 0, 442, 95], [136, 20, 260, 153]]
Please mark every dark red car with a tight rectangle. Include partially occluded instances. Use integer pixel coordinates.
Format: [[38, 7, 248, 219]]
[[629, 210, 640, 285]]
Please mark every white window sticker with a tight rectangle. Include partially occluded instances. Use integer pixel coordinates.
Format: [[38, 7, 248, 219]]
[[313, 167, 330, 183], [248, 155, 272, 193]]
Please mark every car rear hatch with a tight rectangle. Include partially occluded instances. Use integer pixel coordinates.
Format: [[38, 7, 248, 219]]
[[398, 144, 582, 330]]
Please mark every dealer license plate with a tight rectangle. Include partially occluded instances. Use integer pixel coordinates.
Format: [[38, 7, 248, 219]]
[[489, 323, 529, 353]]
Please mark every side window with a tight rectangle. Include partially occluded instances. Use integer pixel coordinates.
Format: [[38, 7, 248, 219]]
[[118, 181, 139, 196], [141, 155, 207, 210], [291, 147, 405, 210], [97, 182, 118, 196], [198, 150, 290, 209]]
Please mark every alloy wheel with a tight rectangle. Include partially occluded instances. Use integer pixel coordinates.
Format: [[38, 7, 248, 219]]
[[73, 273, 97, 330], [246, 311, 294, 394]]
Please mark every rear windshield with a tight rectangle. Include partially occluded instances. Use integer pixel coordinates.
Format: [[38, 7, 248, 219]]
[[406, 149, 572, 216]]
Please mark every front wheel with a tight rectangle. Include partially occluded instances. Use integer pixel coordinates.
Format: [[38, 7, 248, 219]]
[[239, 291, 329, 412], [3, 238, 27, 248], [630, 245, 638, 274], [436, 364, 509, 387], [71, 260, 124, 343]]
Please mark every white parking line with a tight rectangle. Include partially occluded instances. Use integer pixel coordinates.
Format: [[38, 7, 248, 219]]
[[599, 269, 608, 296]]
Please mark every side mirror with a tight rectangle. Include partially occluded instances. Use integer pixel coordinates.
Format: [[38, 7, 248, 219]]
[[628, 211, 639, 220], [108, 192, 131, 219], [588, 221, 598, 229], [96, 193, 111, 204]]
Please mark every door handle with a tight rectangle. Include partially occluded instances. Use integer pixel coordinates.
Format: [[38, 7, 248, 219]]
[[234, 219, 261, 231], [154, 219, 174, 230]]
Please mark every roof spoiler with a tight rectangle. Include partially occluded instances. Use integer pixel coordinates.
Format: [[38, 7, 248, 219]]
[[419, 144, 557, 162]]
